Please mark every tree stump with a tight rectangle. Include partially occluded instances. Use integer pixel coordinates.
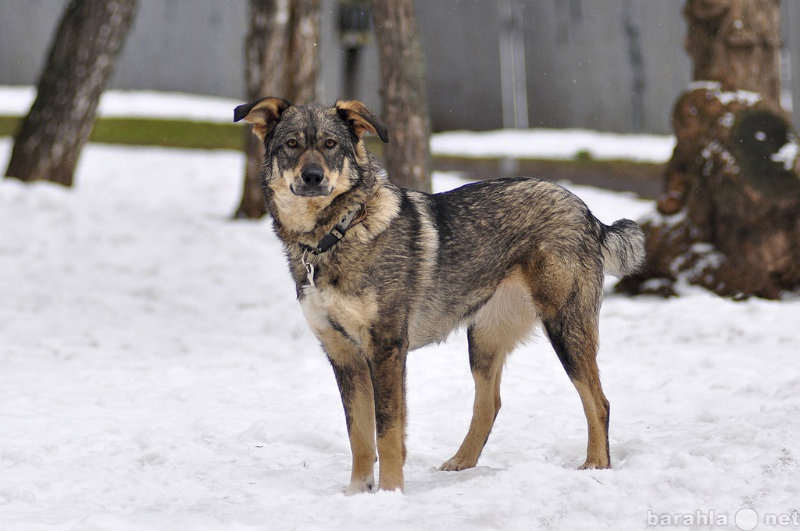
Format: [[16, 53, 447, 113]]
[[620, 0, 800, 299], [621, 83, 800, 299]]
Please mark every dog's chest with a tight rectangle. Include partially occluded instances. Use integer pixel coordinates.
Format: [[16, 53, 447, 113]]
[[299, 284, 378, 347]]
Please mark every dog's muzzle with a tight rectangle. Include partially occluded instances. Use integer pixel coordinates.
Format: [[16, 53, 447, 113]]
[[291, 163, 331, 197]]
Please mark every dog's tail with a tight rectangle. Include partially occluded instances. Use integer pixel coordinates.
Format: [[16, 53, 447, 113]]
[[599, 219, 646, 278]]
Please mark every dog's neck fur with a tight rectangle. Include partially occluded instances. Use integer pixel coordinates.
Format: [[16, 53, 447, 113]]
[[265, 152, 387, 252]]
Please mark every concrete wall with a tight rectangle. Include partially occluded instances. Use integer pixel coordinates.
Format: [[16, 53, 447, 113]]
[[113, 1, 249, 98], [0, 1, 251, 98], [520, 1, 690, 133], [1, 0, 64, 90], [415, 1, 505, 131], [412, 0, 692, 133], [0, 0, 796, 134]]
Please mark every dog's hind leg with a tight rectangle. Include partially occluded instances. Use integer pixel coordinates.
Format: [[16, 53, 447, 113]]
[[441, 273, 537, 472], [440, 325, 508, 471], [326, 340, 377, 494], [542, 306, 611, 470]]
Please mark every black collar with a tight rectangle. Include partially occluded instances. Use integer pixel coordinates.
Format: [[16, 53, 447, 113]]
[[300, 204, 366, 256], [299, 205, 366, 288]]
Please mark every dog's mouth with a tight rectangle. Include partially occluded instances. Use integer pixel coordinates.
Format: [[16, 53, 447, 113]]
[[290, 182, 333, 197]]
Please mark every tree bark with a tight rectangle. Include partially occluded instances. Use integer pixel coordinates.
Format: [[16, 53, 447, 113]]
[[287, 0, 321, 105], [684, 0, 782, 109], [5, 0, 138, 187], [236, 0, 290, 219], [370, 0, 432, 192], [620, 0, 800, 299], [235, 0, 320, 219]]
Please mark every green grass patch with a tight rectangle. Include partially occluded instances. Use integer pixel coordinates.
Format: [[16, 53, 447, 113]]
[[0, 115, 246, 151], [91, 118, 245, 150], [0, 116, 19, 139]]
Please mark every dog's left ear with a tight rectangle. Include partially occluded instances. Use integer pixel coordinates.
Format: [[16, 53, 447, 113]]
[[234, 97, 291, 142], [335, 100, 389, 144]]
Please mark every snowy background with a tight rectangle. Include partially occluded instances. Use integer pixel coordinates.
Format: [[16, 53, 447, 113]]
[[1, 89, 799, 531]]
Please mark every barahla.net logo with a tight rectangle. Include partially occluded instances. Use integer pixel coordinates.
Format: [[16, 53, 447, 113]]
[[647, 508, 800, 529]]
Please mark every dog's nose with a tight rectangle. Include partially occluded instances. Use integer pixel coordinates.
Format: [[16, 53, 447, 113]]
[[301, 164, 325, 186]]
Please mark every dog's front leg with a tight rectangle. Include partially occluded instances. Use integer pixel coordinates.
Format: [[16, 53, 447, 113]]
[[328, 352, 377, 495], [369, 338, 408, 492]]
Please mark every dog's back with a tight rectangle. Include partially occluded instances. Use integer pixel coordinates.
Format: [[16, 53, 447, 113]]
[[401, 177, 644, 351]]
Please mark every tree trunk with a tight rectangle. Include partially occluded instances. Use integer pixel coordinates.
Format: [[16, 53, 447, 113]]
[[234, 0, 320, 219], [235, 0, 289, 219], [684, 0, 782, 108], [620, 0, 800, 299], [370, 0, 432, 192], [5, 0, 138, 187], [287, 0, 321, 105]]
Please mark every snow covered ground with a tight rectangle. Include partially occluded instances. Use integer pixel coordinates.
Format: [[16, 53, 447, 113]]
[[1, 90, 799, 531]]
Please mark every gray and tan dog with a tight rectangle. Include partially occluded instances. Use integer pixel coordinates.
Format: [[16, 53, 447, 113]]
[[234, 98, 645, 493]]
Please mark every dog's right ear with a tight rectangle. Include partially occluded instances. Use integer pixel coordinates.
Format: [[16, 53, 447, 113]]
[[233, 97, 291, 142]]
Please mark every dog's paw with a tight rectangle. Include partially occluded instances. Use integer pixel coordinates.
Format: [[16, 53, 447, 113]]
[[578, 459, 611, 470], [439, 456, 477, 472], [343, 477, 375, 495]]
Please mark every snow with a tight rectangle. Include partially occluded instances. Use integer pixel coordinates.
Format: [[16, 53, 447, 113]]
[[687, 81, 763, 107], [0, 86, 242, 123], [2, 91, 800, 531], [771, 139, 799, 171], [430, 129, 675, 164]]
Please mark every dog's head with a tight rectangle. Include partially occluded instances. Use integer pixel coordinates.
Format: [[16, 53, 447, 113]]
[[234, 98, 388, 199]]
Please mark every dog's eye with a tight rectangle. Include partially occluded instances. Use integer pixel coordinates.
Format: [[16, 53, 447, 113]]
[[285, 139, 299, 149], [324, 139, 337, 149]]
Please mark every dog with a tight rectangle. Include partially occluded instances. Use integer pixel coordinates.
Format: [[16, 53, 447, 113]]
[[234, 97, 645, 493]]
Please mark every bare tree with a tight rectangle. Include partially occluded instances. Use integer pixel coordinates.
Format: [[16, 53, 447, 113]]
[[621, 0, 800, 299], [370, 0, 432, 192], [5, 0, 138, 187], [235, 0, 320, 219]]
